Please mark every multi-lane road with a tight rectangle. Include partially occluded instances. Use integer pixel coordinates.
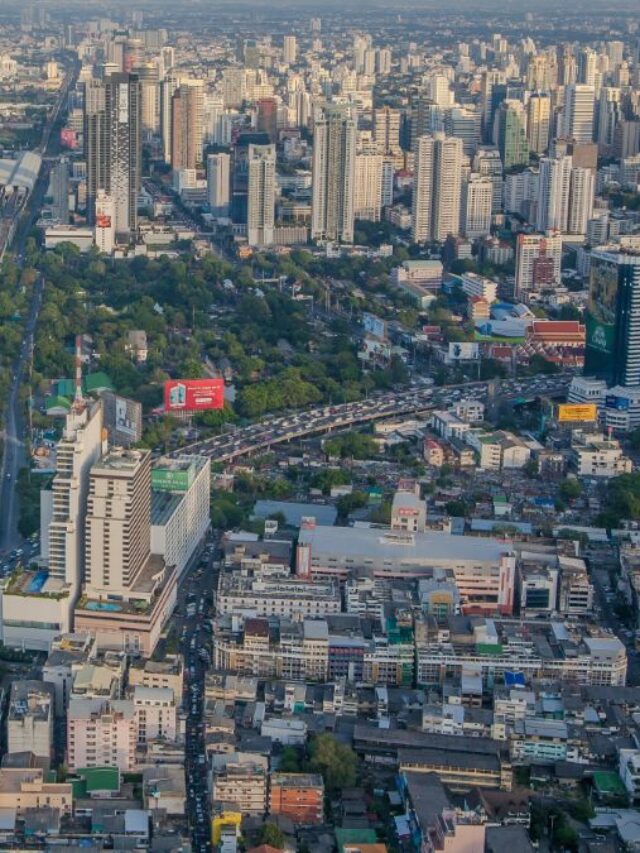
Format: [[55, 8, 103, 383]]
[[170, 373, 573, 464], [0, 60, 79, 554]]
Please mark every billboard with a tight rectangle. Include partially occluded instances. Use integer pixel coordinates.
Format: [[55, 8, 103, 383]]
[[605, 395, 630, 411], [100, 391, 142, 446], [448, 341, 479, 361], [362, 312, 387, 340], [152, 465, 194, 492], [164, 378, 224, 413], [60, 128, 77, 149], [96, 213, 112, 228], [557, 404, 598, 423]]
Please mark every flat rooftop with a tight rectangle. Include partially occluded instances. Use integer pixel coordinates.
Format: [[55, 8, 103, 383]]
[[298, 525, 509, 565]]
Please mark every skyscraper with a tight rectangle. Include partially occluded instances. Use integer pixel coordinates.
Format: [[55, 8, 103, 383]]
[[495, 100, 529, 170], [207, 152, 230, 217], [412, 132, 463, 243], [136, 62, 159, 137], [311, 104, 356, 244], [536, 155, 572, 233], [567, 167, 595, 235], [283, 35, 297, 65], [84, 448, 152, 600], [585, 247, 640, 386], [373, 106, 401, 155], [256, 97, 278, 143], [170, 81, 204, 170], [562, 84, 595, 144], [246, 143, 276, 247], [84, 73, 142, 239], [353, 151, 383, 222], [526, 93, 551, 155], [460, 174, 493, 239], [160, 71, 180, 164], [49, 158, 69, 223]]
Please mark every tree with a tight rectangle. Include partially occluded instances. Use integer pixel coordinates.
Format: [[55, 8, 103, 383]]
[[279, 746, 301, 772], [559, 477, 582, 501], [308, 733, 358, 792], [258, 822, 285, 849]]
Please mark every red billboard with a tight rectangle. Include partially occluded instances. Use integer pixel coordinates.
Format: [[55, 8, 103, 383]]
[[164, 379, 225, 413], [60, 128, 77, 149]]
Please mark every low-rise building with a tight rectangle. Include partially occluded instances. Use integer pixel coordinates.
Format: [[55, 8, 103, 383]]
[[571, 431, 633, 478], [269, 773, 324, 824], [7, 682, 54, 763], [67, 698, 136, 773]]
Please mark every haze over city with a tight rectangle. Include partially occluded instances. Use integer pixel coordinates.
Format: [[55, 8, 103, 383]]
[[0, 1, 640, 851]]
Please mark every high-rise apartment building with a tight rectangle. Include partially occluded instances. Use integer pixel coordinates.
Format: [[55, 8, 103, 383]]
[[160, 71, 181, 163], [373, 106, 401, 154], [515, 232, 563, 295], [354, 152, 383, 222], [562, 84, 595, 144], [460, 174, 493, 239], [473, 147, 504, 213], [170, 81, 204, 170], [567, 167, 595, 235], [311, 104, 356, 244], [207, 152, 230, 217], [283, 35, 297, 65], [412, 132, 463, 243], [84, 72, 142, 239], [136, 62, 159, 136], [256, 97, 278, 143], [247, 143, 276, 248], [585, 247, 640, 386], [536, 155, 572, 233], [526, 93, 551, 155]]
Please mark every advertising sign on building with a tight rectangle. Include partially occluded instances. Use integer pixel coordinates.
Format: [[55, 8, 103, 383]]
[[163, 379, 225, 413]]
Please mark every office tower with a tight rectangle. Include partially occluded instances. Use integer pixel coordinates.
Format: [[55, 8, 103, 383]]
[[515, 232, 562, 295], [160, 72, 180, 163], [536, 155, 572, 233], [46, 398, 104, 598], [136, 63, 159, 137], [94, 190, 116, 253], [231, 131, 271, 225], [577, 48, 597, 87], [460, 174, 493, 239], [222, 67, 246, 109], [377, 48, 391, 75], [84, 448, 151, 599], [527, 93, 551, 155], [445, 107, 481, 157], [562, 84, 595, 143], [160, 46, 175, 77], [353, 152, 383, 222], [526, 54, 550, 91], [585, 248, 640, 386], [256, 97, 278, 143], [283, 35, 297, 65], [49, 158, 69, 223], [203, 93, 225, 144], [246, 143, 276, 247], [558, 45, 577, 86], [411, 95, 444, 150], [495, 100, 529, 170], [207, 152, 230, 217], [567, 167, 594, 235], [170, 81, 204, 170], [480, 69, 505, 143], [374, 106, 401, 154], [412, 132, 463, 243], [473, 147, 503, 214], [596, 87, 621, 154], [606, 40, 624, 68], [614, 120, 640, 160], [84, 73, 141, 240], [311, 104, 356, 244]]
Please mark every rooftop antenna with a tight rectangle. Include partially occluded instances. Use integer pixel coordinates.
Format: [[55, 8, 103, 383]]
[[74, 334, 83, 404]]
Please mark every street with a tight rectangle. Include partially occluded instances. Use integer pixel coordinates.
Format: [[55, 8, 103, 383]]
[[0, 58, 79, 554]]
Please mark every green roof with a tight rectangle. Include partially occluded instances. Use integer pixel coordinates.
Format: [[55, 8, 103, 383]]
[[54, 378, 75, 398], [476, 643, 504, 656], [84, 372, 114, 393], [386, 617, 414, 645], [335, 829, 378, 852], [46, 395, 71, 412], [593, 771, 626, 796], [74, 766, 120, 793]]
